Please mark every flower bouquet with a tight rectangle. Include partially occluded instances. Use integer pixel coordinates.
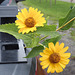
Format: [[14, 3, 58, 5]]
[[0, 6, 75, 74]]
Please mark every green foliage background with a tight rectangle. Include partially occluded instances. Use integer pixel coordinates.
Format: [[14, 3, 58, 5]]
[[22, 0, 75, 21]]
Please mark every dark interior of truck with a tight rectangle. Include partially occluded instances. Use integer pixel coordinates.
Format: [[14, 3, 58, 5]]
[[0, 0, 4, 4]]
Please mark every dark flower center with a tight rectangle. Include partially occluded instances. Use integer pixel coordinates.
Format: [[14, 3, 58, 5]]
[[25, 17, 36, 27], [49, 53, 60, 63]]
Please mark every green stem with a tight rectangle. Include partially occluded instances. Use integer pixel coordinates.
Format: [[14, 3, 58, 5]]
[[56, 17, 75, 31], [40, 35, 49, 41], [39, 43, 46, 48]]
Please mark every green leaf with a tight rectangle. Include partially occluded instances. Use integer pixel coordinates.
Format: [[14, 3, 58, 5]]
[[25, 45, 44, 58], [0, 23, 39, 48], [45, 16, 49, 24], [42, 35, 62, 47], [38, 25, 56, 31], [59, 6, 75, 30], [35, 25, 59, 38], [30, 36, 40, 48]]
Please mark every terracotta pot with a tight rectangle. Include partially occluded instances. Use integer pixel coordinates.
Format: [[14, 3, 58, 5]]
[[35, 56, 47, 75]]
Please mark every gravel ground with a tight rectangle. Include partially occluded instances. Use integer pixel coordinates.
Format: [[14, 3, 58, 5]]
[[17, 2, 75, 75]]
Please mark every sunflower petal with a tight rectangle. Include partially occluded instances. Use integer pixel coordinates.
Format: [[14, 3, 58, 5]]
[[35, 17, 46, 26], [30, 27, 37, 32], [55, 42, 59, 50], [16, 12, 25, 23], [39, 56, 49, 61], [59, 42, 64, 50], [60, 59, 70, 65], [18, 25, 25, 28], [22, 28, 29, 34], [42, 63, 49, 69], [55, 63, 63, 73], [40, 52, 48, 56], [29, 7, 37, 17], [59, 62, 66, 69], [47, 64, 55, 73], [15, 20, 24, 26], [61, 53, 71, 59], [43, 48, 52, 55], [47, 64, 52, 73], [35, 24, 44, 27], [21, 27, 36, 34], [21, 8, 28, 18], [48, 42, 56, 52], [18, 28, 24, 33], [60, 46, 69, 53], [40, 59, 50, 66]]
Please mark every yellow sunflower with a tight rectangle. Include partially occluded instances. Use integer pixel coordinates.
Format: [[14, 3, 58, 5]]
[[15, 7, 46, 34], [39, 42, 71, 73]]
